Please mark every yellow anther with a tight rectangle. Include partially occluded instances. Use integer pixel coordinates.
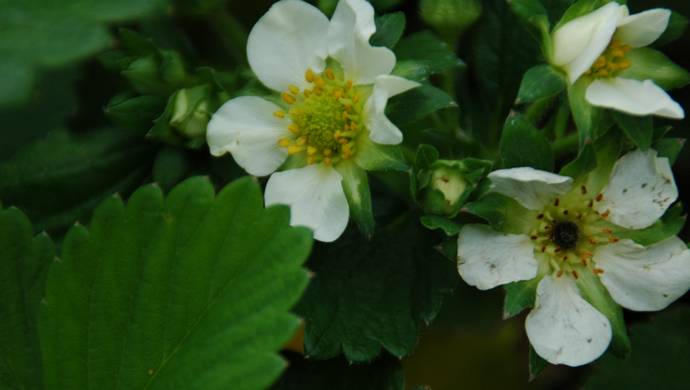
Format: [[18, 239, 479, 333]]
[[305, 68, 316, 83], [323, 148, 332, 157], [617, 59, 631, 70], [288, 124, 300, 134], [273, 110, 286, 119], [307, 156, 316, 164], [346, 80, 353, 90], [325, 68, 335, 80], [594, 57, 606, 69], [611, 49, 625, 58], [296, 136, 307, 146], [323, 157, 332, 166], [349, 122, 358, 130], [278, 138, 292, 147], [307, 146, 318, 155], [353, 94, 360, 103], [303, 90, 312, 98], [333, 89, 343, 98], [314, 77, 325, 88], [288, 145, 304, 155], [282, 92, 296, 104], [288, 84, 300, 95]]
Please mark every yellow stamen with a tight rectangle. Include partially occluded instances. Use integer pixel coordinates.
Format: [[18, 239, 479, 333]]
[[273, 110, 285, 119], [288, 84, 300, 95], [282, 92, 296, 105]]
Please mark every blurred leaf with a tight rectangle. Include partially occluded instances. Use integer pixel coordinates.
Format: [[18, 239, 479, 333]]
[[0, 208, 54, 390], [387, 84, 456, 125], [393, 31, 462, 81], [371, 12, 406, 49], [272, 354, 404, 390], [585, 307, 690, 389], [500, 115, 554, 171], [298, 217, 457, 362], [0, 128, 154, 234], [613, 112, 653, 150], [152, 146, 192, 191], [517, 65, 567, 103], [40, 177, 313, 390]]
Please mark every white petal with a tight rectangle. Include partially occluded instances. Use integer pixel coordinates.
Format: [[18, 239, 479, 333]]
[[457, 225, 538, 290], [207, 96, 289, 177], [616, 8, 671, 48], [526, 276, 612, 367], [364, 75, 419, 145], [247, 0, 329, 92], [265, 165, 349, 242], [597, 149, 678, 230], [585, 78, 685, 119], [327, 0, 396, 84], [488, 168, 573, 210], [552, 2, 624, 83], [594, 237, 690, 311]]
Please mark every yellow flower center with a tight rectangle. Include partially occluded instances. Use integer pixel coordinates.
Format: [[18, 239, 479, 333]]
[[586, 40, 632, 79], [529, 185, 617, 279], [274, 66, 366, 166]]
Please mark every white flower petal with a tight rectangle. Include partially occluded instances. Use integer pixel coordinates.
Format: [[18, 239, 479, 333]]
[[457, 225, 538, 290], [585, 78, 685, 119], [616, 8, 671, 48], [526, 275, 612, 367], [265, 165, 349, 242], [327, 0, 396, 84], [247, 0, 329, 92], [597, 149, 678, 230], [594, 237, 690, 311], [488, 168, 573, 211], [207, 96, 289, 177], [552, 2, 624, 83], [364, 75, 419, 145]]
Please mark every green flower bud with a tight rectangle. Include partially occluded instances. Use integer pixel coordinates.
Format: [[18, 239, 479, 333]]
[[105, 94, 167, 130], [420, 0, 482, 37], [122, 55, 169, 95], [150, 85, 218, 148], [422, 160, 469, 216]]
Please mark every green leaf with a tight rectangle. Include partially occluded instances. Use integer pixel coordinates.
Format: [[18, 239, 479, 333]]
[[615, 203, 686, 246], [0, 128, 154, 234], [462, 193, 537, 234], [371, 12, 406, 49], [619, 48, 690, 90], [508, 0, 550, 33], [273, 354, 404, 390], [517, 65, 567, 103], [0, 208, 54, 390], [337, 160, 375, 239], [568, 77, 603, 147], [654, 11, 688, 47], [654, 137, 686, 165], [354, 137, 408, 172], [529, 346, 548, 381], [40, 177, 313, 390], [575, 269, 631, 358], [152, 146, 192, 192], [386, 84, 456, 125], [419, 215, 462, 236], [500, 115, 554, 171], [297, 217, 457, 362], [503, 278, 540, 319], [585, 307, 690, 389], [393, 31, 463, 81], [560, 143, 597, 178], [613, 112, 653, 150]]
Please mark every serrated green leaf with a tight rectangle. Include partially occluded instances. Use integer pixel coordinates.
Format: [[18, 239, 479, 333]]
[[517, 65, 567, 103], [40, 177, 313, 390], [393, 31, 462, 81], [503, 278, 540, 319], [272, 354, 404, 390], [500, 115, 554, 171], [297, 217, 457, 362], [0, 128, 154, 234], [575, 269, 631, 358], [585, 307, 690, 389], [613, 112, 653, 150], [337, 160, 375, 239], [386, 84, 456, 125], [0, 207, 54, 390], [619, 48, 690, 90], [654, 137, 685, 165], [371, 12, 406, 49]]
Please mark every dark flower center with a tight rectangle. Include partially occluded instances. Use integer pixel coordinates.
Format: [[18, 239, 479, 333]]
[[553, 221, 579, 250]]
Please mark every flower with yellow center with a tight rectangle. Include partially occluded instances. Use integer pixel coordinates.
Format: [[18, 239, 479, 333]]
[[551, 2, 684, 119], [457, 149, 690, 366], [207, 0, 419, 242]]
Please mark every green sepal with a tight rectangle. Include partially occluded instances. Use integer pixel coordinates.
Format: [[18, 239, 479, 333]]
[[613, 112, 653, 151], [105, 93, 166, 130], [575, 268, 631, 358], [463, 193, 537, 234], [560, 143, 597, 179], [655, 11, 688, 47], [529, 346, 549, 381], [503, 277, 540, 319], [517, 65, 567, 104], [555, 0, 626, 30], [419, 215, 462, 236], [568, 77, 604, 147], [336, 160, 375, 239], [371, 12, 406, 49], [619, 48, 690, 90], [354, 136, 408, 172], [654, 137, 686, 165], [583, 130, 622, 194], [614, 203, 686, 246], [500, 115, 554, 171]]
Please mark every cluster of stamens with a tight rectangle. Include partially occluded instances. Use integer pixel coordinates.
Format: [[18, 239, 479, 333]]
[[585, 40, 632, 79], [529, 185, 619, 279], [274, 67, 365, 166]]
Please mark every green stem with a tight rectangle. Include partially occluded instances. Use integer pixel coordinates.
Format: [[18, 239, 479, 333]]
[[524, 97, 554, 125], [552, 132, 579, 158], [553, 101, 571, 139], [207, 7, 248, 66]]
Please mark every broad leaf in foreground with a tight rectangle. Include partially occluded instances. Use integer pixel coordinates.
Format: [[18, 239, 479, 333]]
[[39, 177, 313, 390], [297, 216, 457, 362]]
